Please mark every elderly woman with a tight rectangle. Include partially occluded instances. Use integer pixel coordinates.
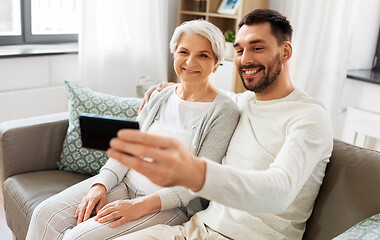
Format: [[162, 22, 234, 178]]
[[26, 20, 239, 240]]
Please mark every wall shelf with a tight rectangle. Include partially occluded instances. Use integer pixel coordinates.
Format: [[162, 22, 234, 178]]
[[207, 13, 238, 19], [347, 69, 380, 85], [180, 11, 207, 16]]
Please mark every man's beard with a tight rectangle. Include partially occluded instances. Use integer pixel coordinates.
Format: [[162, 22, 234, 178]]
[[239, 54, 282, 93]]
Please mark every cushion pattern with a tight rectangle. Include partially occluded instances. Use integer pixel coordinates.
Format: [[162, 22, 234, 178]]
[[333, 214, 380, 240], [58, 81, 141, 175]]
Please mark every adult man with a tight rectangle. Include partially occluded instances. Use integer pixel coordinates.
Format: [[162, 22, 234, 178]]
[[107, 9, 333, 239]]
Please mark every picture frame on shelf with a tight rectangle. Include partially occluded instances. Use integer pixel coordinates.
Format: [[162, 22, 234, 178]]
[[217, 0, 240, 15]]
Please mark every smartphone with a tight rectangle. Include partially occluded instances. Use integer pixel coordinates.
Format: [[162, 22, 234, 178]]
[[79, 113, 140, 151]]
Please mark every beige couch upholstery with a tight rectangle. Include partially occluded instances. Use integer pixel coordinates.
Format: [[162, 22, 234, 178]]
[[304, 139, 380, 239], [1, 113, 380, 240], [0, 113, 89, 240]]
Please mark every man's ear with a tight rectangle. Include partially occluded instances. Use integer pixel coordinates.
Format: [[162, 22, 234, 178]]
[[282, 41, 292, 62]]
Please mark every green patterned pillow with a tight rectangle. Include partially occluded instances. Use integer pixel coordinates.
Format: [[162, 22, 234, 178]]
[[58, 81, 142, 175], [333, 214, 380, 240]]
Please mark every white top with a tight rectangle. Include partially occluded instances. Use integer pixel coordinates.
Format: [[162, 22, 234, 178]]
[[196, 89, 333, 240], [92, 84, 240, 215], [127, 90, 213, 195]]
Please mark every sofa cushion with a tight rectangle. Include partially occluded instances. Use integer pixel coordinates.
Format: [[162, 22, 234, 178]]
[[333, 214, 380, 240], [2, 170, 89, 240], [58, 81, 141, 175], [304, 140, 380, 240]]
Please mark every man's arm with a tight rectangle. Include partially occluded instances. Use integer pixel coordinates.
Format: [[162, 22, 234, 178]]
[[107, 131, 206, 192], [108, 108, 332, 213], [196, 127, 333, 213]]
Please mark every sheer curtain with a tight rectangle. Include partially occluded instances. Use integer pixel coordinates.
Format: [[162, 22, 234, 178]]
[[270, 0, 361, 136], [79, 0, 177, 97]]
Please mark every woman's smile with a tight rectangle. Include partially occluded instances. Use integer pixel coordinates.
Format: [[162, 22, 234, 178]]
[[182, 67, 201, 75]]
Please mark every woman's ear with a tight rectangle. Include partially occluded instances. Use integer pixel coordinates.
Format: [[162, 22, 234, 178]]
[[213, 64, 220, 73], [282, 41, 293, 62]]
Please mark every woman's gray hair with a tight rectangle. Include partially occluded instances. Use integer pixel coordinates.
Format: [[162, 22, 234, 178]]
[[169, 19, 226, 66]]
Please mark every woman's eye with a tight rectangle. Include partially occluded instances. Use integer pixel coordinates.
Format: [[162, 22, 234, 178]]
[[179, 51, 188, 54], [200, 54, 208, 58]]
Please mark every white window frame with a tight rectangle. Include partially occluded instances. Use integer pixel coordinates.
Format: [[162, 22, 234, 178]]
[[0, 0, 78, 46]]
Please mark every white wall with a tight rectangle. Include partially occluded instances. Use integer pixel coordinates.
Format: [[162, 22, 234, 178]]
[[338, 78, 380, 150], [340, 79, 380, 114], [347, 0, 380, 70], [335, 0, 380, 141], [209, 60, 235, 92], [0, 54, 79, 121], [0, 54, 79, 92]]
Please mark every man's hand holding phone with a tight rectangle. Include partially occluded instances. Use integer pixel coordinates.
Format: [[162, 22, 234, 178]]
[[79, 113, 140, 152]]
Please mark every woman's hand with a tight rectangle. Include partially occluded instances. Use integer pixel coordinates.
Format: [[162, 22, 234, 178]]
[[94, 194, 161, 228], [139, 81, 175, 111], [75, 184, 107, 224]]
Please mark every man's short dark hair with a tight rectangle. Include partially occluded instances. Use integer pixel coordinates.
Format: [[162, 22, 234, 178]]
[[238, 9, 293, 45]]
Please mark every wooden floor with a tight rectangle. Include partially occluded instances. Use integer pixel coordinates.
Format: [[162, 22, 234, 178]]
[[0, 183, 13, 240]]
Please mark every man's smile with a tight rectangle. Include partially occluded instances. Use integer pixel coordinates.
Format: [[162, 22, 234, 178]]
[[242, 67, 263, 78]]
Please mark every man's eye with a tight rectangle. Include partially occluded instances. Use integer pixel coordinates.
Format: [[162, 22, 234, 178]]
[[179, 51, 188, 54], [200, 54, 208, 58], [236, 49, 243, 55], [253, 47, 263, 51]]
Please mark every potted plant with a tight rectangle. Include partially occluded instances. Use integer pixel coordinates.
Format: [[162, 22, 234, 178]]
[[224, 30, 235, 59]]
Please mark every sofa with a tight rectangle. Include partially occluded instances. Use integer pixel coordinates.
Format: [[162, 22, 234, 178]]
[[1, 112, 380, 240]]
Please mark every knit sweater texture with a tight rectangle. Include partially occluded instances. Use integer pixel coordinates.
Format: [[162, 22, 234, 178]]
[[196, 89, 333, 240], [93, 84, 240, 215]]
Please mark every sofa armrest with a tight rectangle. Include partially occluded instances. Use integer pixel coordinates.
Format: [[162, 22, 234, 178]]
[[0, 112, 69, 182]]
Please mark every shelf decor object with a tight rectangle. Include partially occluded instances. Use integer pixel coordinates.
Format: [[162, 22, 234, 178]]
[[217, 0, 240, 15], [193, 0, 207, 12], [224, 29, 236, 58]]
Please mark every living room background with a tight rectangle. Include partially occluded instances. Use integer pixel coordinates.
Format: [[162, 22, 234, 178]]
[[0, 0, 379, 143]]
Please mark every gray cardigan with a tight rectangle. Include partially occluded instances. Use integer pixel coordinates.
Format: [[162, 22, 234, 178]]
[[94, 84, 240, 216]]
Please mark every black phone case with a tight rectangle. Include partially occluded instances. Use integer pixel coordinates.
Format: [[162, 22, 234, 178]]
[[79, 113, 140, 151]]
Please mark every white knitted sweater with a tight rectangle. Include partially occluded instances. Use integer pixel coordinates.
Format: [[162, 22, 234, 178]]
[[196, 89, 333, 240]]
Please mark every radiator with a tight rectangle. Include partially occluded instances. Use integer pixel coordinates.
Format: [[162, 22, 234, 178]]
[[0, 86, 68, 122]]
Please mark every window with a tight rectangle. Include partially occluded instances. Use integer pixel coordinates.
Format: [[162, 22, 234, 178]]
[[0, 0, 78, 45], [0, 0, 23, 44]]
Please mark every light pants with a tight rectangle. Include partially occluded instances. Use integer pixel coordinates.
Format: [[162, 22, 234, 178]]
[[26, 176, 189, 240], [114, 215, 232, 240]]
